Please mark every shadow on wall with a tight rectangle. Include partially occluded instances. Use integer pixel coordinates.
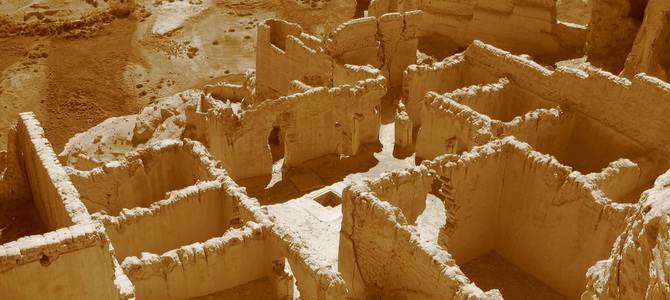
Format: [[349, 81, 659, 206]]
[[354, 0, 372, 18], [238, 142, 382, 205]]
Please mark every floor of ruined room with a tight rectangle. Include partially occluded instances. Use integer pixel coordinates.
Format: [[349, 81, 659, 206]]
[[191, 277, 277, 300], [0, 198, 47, 245], [461, 251, 568, 300], [255, 96, 448, 274]]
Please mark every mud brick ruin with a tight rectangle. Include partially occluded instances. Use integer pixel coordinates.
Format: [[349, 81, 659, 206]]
[[1, 0, 670, 298]]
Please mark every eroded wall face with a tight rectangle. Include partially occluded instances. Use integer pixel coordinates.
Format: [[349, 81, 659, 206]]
[[339, 182, 483, 299], [418, 0, 562, 56], [126, 226, 270, 300], [105, 185, 228, 261], [441, 142, 634, 299]]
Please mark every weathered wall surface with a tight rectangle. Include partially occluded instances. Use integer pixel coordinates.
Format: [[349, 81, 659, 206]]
[[255, 12, 420, 97], [192, 78, 384, 180], [402, 53, 501, 125], [100, 181, 229, 261], [584, 170, 670, 299], [439, 138, 635, 299], [0, 223, 129, 299], [17, 112, 91, 230], [411, 0, 585, 57], [621, 0, 670, 81], [0, 126, 33, 206], [123, 224, 270, 300], [585, 0, 645, 73], [339, 176, 502, 299], [458, 42, 670, 158], [68, 140, 217, 216]]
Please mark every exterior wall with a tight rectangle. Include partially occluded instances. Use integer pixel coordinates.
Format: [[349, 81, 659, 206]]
[[17, 112, 91, 230], [0, 223, 130, 299]]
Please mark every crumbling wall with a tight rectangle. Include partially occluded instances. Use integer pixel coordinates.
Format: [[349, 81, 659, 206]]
[[100, 181, 229, 261], [192, 78, 384, 180], [326, 12, 422, 89], [366, 166, 433, 223], [368, 0, 418, 17], [339, 177, 501, 299], [584, 170, 670, 299], [463, 42, 670, 158], [621, 0, 670, 81], [16, 112, 90, 229], [585, 0, 647, 73], [440, 138, 636, 299], [414, 0, 584, 57], [122, 224, 271, 299], [587, 157, 668, 204], [68, 140, 217, 215], [402, 53, 500, 125], [415, 81, 560, 161], [0, 223, 131, 299]]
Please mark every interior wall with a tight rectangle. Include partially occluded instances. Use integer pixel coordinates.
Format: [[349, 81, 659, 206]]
[[441, 148, 506, 264], [463, 42, 670, 158], [367, 167, 433, 223], [403, 54, 500, 125], [339, 180, 499, 299], [105, 183, 228, 261], [125, 225, 269, 300], [441, 139, 635, 299], [70, 144, 215, 216]]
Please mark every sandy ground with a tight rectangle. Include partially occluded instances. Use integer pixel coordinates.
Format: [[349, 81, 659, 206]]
[[0, 0, 355, 152], [461, 251, 568, 300], [191, 277, 277, 300]]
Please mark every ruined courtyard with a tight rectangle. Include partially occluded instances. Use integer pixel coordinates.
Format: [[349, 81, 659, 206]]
[[1, 0, 670, 299]]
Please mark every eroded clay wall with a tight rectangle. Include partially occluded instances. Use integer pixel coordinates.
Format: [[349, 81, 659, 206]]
[[464, 42, 670, 157], [0, 223, 126, 299], [366, 166, 433, 224], [193, 79, 384, 180], [417, 0, 572, 56], [441, 138, 635, 299], [69, 140, 217, 215], [403, 53, 500, 125], [16, 112, 90, 230], [327, 12, 422, 89], [0, 127, 32, 206], [102, 181, 229, 261], [339, 178, 499, 299], [123, 224, 269, 300]]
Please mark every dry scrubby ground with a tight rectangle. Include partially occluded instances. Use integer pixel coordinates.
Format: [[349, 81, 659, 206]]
[[0, 0, 354, 152]]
